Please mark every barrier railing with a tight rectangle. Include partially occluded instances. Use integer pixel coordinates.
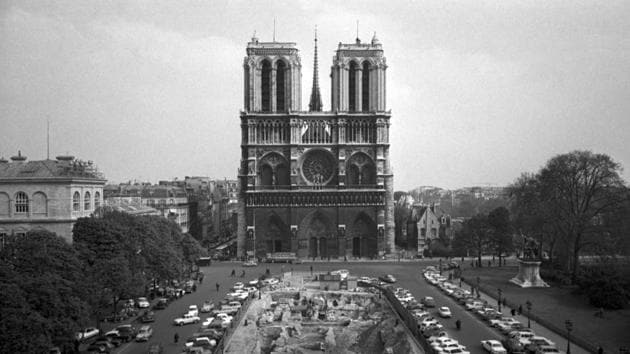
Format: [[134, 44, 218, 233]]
[[213, 292, 255, 354]]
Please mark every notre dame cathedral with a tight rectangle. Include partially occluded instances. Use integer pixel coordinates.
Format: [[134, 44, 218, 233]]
[[236, 31, 394, 260]]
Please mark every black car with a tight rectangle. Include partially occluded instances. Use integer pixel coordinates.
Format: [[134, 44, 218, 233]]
[[86, 340, 114, 353], [141, 311, 156, 323], [153, 298, 168, 310], [96, 335, 122, 347], [115, 325, 137, 342]]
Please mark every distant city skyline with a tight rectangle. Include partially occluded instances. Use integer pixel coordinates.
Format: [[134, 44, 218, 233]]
[[1, 1, 629, 190]]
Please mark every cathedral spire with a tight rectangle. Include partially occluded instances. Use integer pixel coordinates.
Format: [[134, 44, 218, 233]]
[[309, 26, 323, 112]]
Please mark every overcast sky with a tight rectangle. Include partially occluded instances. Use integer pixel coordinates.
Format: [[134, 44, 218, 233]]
[[1, 0, 629, 190]]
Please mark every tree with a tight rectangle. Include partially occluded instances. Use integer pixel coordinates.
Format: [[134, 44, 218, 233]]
[[487, 207, 513, 266], [0, 230, 91, 352], [509, 151, 627, 283], [453, 214, 490, 266]]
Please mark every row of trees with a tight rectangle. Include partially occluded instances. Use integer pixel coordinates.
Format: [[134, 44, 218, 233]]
[[0, 211, 205, 353]]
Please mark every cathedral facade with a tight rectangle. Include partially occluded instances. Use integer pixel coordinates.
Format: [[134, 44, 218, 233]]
[[236, 32, 394, 260]]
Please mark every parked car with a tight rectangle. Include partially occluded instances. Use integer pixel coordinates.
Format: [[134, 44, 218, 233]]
[[243, 259, 258, 267], [331, 269, 350, 280], [147, 343, 164, 354], [136, 297, 150, 308], [115, 324, 137, 342], [481, 339, 507, 354], [86, 340, 115, 353], [201, 301, 215, 313], [524, 337, 555, 353], [438, 306, 452, 318], [141, 310, 156, 323], [535, 346, 562, 354], [96, 334, 122, 347], [422, 296, 436, 308], [153, 298, 168, 310], [188, 305, 199, 316], [174, 313, 200, 326], [135, 325, 153, 342], [75, 327, 100, 341], [379, 274, 397, 283]]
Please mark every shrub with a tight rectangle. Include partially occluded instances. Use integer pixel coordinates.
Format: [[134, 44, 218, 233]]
[[576, 266, 630, 309]]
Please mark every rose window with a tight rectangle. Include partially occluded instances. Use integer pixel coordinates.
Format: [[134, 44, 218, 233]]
[[301, 150, 335, 184]]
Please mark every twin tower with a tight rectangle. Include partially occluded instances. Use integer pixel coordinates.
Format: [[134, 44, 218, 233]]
[[236, 32, 394, 260]]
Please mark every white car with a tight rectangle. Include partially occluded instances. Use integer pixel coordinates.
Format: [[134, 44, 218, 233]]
[[490, 317, 518, 327], [173, 313, 200, 326], [75, 327, 100, 341], [509, 330, 535, 345], [135, 325, 153, 342], [443, 347, 470, 354], [233, 282, 245, 290], [263, 277, 279, 285], [481, 339, 507, 354], [438, 306, 452, 318], [201, 301, 214, 313], [201, 316, 215, 327], [331, 269, 350, 280], [188, 305, 199, 316], [137, 297, 150, 308]]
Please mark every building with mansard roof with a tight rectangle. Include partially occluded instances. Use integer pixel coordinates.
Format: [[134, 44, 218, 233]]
[[0, 152, 106, 243], [237, 31, 394, 260]]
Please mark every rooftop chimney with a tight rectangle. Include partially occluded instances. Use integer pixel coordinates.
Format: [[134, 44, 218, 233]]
[[10, 150, 27, 162]]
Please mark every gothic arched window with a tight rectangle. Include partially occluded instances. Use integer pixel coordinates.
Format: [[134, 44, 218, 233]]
[[261, 164, 273, 187], [348, 61, 358, 112], [362, 61, 370, 111], [261, 60, 272, 112], [276, 61, 286, 112]]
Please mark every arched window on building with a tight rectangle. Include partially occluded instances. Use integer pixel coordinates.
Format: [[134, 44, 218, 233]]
[[32, 192, 47, 215], [261, 60, 272, 112], [348, 61, 358, 112], [73, 191, 80, 211], [276, 60, 286, 112], [84, 191, 91, 211], [94, 191, 101, 209], [15, 192, 29, 213], [362, 61, 370, 111]]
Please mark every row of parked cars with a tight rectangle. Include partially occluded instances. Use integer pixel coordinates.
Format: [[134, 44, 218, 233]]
[[388, 280, 470, 354], [175, 277, 275, 353], [423, 267, 562, 354]]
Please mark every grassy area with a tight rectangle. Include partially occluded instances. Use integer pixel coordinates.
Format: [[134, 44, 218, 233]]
[[461, 264, 630, 353]]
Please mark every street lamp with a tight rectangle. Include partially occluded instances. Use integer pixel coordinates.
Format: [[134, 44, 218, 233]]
[[439, 258, 443, 275], [498, 288, 503, 312], [526, 300, 532, 328], [565, 319, 573, 354]]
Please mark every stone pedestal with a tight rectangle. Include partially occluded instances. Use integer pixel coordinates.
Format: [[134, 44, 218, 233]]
[[510, 259, 549, 288]]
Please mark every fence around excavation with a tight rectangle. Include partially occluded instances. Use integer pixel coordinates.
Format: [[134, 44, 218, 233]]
[[212, 292, 255, 354]]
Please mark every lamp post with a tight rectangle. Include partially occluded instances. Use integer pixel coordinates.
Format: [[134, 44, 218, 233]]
[[526, 300, 532, 328], [476, 276, 481, 298], [439, 258, 442, 275], [565, 319, 573, 354], [498, 288, 502, 312]]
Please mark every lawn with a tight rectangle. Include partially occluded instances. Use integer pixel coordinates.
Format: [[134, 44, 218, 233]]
[[461, 264, 630, 353]]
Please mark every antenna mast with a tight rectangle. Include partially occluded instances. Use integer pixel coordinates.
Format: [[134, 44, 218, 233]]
[[273, 17, 276, 42], [47, 118, 50, 159]]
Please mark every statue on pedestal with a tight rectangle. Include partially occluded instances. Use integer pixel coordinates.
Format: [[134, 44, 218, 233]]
[[510, 233, 549, 288]]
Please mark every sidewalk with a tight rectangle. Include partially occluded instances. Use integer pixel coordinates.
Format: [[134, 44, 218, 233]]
[[461, 278, 591, 354]]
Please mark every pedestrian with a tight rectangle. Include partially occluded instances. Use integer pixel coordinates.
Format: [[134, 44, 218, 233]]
[[174, 332, 179, 343], [216, 282, 220, 292], [192, 284, 197, 292], [598, 346, 603, 354], [231, 269, 235, 277], [266, 268, 270, 276], [488, 260, 491, 267], [455, 319, 461, 330], [518, 304, 523, 315], [241, 270, 246, 278], [310, 265, 313, 275], [511, 308, 516, 316]]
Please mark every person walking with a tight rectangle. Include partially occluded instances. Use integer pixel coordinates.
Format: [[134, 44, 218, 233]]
[[241, 270, 246, 278], [518, 304, 523, 315], [174, 332, 179, 343], [216, 282, 220, 292], [455, 319, 461, 330], [230, 269, 236, 277], [310, 265, 313, 275]]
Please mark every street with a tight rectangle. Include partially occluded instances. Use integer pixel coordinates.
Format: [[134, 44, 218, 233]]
[[116, 260, 505, 354]]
